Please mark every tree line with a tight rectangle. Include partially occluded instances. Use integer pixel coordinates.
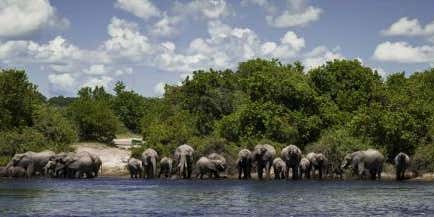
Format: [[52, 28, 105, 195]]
[[0, 59, 433, 172]]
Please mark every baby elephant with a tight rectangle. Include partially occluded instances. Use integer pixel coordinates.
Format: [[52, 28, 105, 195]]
[[159, 157, 174, 178], [394, 152, 410, 181], [299, 157, 311, 179], [272, 158, 286, 179], [127, 158, 143, 179], [196, 157, 225, 179]]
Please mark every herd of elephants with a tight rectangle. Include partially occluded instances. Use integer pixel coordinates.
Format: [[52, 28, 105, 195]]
[[0, 144, 412, 181]]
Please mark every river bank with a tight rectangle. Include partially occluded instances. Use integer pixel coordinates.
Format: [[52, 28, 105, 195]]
[[70, 142, 434, 181]]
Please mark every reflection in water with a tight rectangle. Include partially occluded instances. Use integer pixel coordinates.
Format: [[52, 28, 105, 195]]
[[0, 178, 433, 216]]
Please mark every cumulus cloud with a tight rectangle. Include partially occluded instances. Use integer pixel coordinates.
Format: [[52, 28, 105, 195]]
[[81, 76, 114, 89], [0, 0, 69, 38], [114, 0, 160, 20], [84, 64, 106, 75], [240, 0, 277, 13], [150, 13, 181, 37], [264, 0, 322, 28], [373, 41, 434, 63], [382, 17, 434, 37], [48, 73, 75, 89], [173, 0, 230, 19], [303, 46, 344, 70], [104, 17, 153, 61]]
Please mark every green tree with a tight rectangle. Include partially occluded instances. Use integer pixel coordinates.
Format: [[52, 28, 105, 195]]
[[112, 81, 145, 133], [67, 86, 120, 143], [0, 69, 42, 130]]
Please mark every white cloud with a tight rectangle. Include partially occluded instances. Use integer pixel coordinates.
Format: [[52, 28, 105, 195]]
[[264, 0, 322, 28], [114, 0, 160, 20], [153, 82, 166, 96], [81, 76, 114, 89], [267, 6, 322, 28], [373, 41, 434, 63], [303, 46, 344, 70], [0, 36, 83, 64], [150, 13, 181, 37], [48, 73, 75, 89], [240, 0, 277, 13], [84, 64, 106, 75], [281, 31, 305, 51], [104, 17, 153, 61], [0, 0, 69, 38], [382, 17, 434, 37], [173, 0, 230, 19]]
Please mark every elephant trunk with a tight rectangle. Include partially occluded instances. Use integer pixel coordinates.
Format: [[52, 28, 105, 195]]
[[178, 155, 187, 178]]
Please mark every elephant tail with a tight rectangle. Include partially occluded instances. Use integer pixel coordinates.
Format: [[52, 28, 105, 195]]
[[152, 157, 157, 178]]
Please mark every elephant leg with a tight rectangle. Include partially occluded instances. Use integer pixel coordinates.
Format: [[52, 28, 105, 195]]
[[26, 164, 34, 178], [285, 166, 290, 180], [238, 167, 242, 179], [257, 165, 263, 179], [319, 167, 323, 180]]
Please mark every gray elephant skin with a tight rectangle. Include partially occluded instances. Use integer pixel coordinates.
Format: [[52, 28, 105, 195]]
[[46, 151, 101, 179], [7, 150, 55, 177], [306, 152, 328, 179], [207, 153, 227, 177], [175, 144, 194, 179], [281, 145, 302, 180], [196, 156, 225, 179], [127, 157, 143, 178], [142, 148, 159, 179], [341, 149, 384, 180], [252, 144, 276, 179], [394, 152, 410, 181], [237, 149, 252, 179], [299, 157, 311, 179], [159, 157, 174, 178], [272, 158, 286, 179]]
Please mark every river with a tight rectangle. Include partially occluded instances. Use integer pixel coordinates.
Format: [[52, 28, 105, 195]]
[[0, 178, 433, 216]]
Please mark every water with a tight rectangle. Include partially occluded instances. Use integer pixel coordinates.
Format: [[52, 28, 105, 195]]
[[0, 178, 433, 217]]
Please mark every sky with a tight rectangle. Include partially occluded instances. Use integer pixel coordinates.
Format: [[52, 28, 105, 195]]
[[0, 0, 433, 97]]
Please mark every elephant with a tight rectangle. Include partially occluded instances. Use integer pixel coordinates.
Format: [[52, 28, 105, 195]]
[[0, 166, 8, 177], [281, 145, 302, 180], [141, 148, 159, 179], [207, 153, 227, 177], [272, 158, 286, 179], [252, 144, 276, 179], [127, 158, 143, 178], [7, 150, 55, 177], [49, 152, 77, 178], [43, 160, 57, 178], [299, 157, 311, 179], [159, 157, 174, 178], [341, 149, 384, 180], [89, 153, 102, 177], [7, 166, 26, 178], [66, 151, 99, 178], [394, 152, 410, 181], [306, 152, 328, 179], [237, 149, 252, 179], [195, 156, 225, 179], [174, 144, 194, 179]]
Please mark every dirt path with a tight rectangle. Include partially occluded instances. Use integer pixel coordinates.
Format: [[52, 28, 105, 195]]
[[72, 142, 130, 176]]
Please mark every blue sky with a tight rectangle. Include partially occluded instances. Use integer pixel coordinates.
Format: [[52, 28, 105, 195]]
[[0, 0, 433, 97]]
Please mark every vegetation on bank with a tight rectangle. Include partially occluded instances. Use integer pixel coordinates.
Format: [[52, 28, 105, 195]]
[[0, 59, 433, 173]]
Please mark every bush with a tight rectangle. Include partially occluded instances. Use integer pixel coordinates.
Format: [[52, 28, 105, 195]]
[[0, 128, 47, 157], [67, 99, 120, 143], [33, 105, 78, 145], [412, 144, 434, 172]]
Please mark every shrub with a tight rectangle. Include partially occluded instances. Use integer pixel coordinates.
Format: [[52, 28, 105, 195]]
[[412, 144, 434, 172]]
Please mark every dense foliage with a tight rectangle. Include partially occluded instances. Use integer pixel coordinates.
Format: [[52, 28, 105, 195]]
[[0, 60, 433, 172]]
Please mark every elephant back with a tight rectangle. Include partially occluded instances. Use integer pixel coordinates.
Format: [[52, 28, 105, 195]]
[[281, 145, 301, 165], [253, 144, 276, 160]]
